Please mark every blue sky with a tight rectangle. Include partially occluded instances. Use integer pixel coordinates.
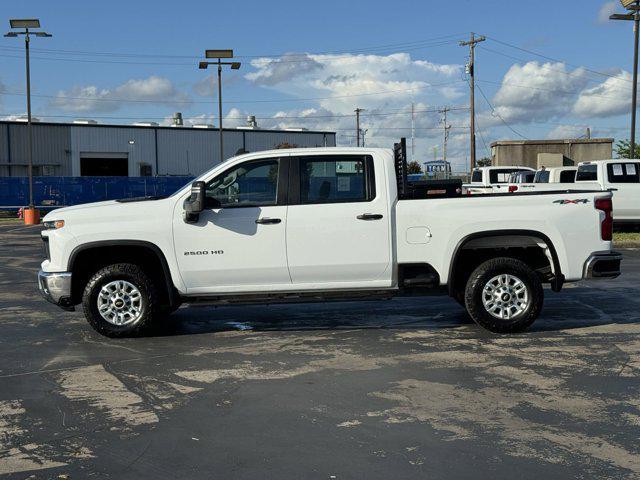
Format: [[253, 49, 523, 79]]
[[0, 0, 636, 170]]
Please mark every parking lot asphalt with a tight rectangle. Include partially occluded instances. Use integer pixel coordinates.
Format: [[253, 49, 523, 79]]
[[0, 223, 639, 479]]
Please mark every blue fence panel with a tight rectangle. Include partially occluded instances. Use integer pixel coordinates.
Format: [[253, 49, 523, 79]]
[[0, 177, 193, 209]]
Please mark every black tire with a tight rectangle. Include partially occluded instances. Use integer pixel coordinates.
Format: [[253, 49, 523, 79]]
[[82, 263, 161, 338], [464, 257, 543, 333]]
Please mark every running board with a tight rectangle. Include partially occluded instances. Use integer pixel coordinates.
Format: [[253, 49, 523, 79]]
[[182, 288, 397, 306]]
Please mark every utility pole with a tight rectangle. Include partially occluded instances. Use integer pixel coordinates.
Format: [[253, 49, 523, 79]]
[[610, 1, 640, 158], [439, 106, 451, 163], [411, 102, 415, 162], [355, 108, 365, 147], [460, 32, 485, 172]]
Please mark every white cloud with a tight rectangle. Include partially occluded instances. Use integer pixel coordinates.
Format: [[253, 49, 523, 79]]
[[489, 61, 589, 124], [51, 76, 191, 113], [598, 1, 617, 24], [573, 71, 632, 118], [546, 124, 591, 139], [241, 51, 468, 168]]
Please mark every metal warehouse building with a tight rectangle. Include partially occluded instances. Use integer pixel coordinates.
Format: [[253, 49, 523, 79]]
[[0, 120, 336, 178]]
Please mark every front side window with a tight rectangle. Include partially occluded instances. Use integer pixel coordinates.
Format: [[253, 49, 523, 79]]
[[607, 162, 640, 183], [471, 170, 482, 182], [299, 156, 372, 204], [206, 159, 279, 207]]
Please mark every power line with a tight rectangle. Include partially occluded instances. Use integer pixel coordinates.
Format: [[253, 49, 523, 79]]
[[483, 34, 633, 84], [477, 45, 631, 92], [476, 78, 629, 101], [0, 80, 466, 105], [475, 82, 528, 139], [0, 33, 465, 61]]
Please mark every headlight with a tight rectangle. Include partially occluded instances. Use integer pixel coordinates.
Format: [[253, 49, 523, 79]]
[[43, 220, 65, 230]]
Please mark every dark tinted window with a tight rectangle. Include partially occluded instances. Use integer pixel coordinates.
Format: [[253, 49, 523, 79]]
[[607, 162, 640, 184], [471, 170, 482, 182], [299, 156, 373, 204], [534, 170, 550, 183], [522, 171, 535, 182], [206, 159, 279, 207], [559, 170, 576, 183], [576, 164, 598, 181]]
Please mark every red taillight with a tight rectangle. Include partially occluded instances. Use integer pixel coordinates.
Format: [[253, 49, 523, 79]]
[[595, 197, 613, 241], [508, 185, 518, 193]]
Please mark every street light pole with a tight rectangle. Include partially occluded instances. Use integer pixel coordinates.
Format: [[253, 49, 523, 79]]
[[5, 19, 52, 223], [217, 59, 223, 164], [611, 1, 640, 157], [199, 50, 240, 164], [25, 29, 34, 207]]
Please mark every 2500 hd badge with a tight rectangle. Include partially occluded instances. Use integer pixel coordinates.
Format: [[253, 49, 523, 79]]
[[184, 250, 224, 255]]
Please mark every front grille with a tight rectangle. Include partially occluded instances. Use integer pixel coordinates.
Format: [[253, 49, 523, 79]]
[[42, 236, 50, 261]]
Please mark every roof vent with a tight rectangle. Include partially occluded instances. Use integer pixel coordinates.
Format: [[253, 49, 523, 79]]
[[14, 116, 40, 123], [132, 121, 159, 127], [73, 119, 98, 125]]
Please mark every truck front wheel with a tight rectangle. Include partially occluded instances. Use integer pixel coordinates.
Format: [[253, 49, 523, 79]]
[[82, 263, 161, 337], [464, 257, 543, 333]]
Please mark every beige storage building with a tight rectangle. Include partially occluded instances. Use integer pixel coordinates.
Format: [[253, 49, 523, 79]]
[[490, 138, 613, 169]]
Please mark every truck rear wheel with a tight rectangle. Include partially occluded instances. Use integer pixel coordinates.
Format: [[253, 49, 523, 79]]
[[82, 263, 160, 337], [464, 257, 543, 333]]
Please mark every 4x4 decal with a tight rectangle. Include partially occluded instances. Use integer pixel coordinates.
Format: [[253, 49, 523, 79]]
[[553, 199, 590, 205]]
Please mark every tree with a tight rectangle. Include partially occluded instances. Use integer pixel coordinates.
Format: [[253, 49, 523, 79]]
[[614, 139, 640, 159], [407, 161, 423, 174], [477, 157, 492, 167]]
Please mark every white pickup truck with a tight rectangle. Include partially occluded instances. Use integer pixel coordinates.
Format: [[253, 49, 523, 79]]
[[38, 147, 621, 337], [508, 167, 578, 193], [463, 166, 535, 194], [575, 159, 640, 224]]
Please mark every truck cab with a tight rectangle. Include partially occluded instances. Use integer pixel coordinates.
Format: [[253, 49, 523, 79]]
[[576, 159, 640, 224]]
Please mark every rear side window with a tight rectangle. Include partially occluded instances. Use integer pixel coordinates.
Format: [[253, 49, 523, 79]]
[[534, 170, 550, 183], [559, 170, 576, 183], [576, 165, 598, 181], [607, 162, 640, 183], [299, 155, 374, 204], [471, 170, 482, 182]]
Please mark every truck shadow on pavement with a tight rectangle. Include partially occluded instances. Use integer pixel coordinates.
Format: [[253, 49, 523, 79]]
[[150, 287, 640, 338]]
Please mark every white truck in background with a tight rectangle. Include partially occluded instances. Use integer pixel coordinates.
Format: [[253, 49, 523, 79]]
[[463, 166, 535, 194], [508, 167, 578, 193], [575, 159, 640, 224], [38, 145, 621, 338]]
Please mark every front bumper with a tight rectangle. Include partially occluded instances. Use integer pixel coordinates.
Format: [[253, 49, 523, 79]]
[[583, 252, 622, 279], [37, 270, 74, 310]]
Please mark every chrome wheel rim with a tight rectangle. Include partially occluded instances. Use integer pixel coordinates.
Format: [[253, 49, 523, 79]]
[[97, 280, 143, 326], [482, 274, 529, 320]]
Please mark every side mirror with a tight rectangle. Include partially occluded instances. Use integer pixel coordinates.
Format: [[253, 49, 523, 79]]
[[183, 181, 206, 223]]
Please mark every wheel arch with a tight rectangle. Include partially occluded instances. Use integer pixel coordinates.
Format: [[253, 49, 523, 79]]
[[447, 229, 564, 297], [68, 240, 179, 307]]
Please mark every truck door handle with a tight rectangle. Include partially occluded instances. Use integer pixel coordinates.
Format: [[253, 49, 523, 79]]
[[357, 213, 383, 221], [255, 217, 281, 225]]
